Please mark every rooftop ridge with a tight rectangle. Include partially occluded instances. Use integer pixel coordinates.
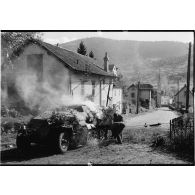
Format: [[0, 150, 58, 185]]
[[33, 39, 115, 77]]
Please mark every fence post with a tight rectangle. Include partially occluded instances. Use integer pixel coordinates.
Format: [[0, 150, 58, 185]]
[[173, 120, 175, 139], [170, 120, 172, 140]]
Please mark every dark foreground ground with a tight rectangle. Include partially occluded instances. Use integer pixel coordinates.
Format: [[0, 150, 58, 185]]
[[1, 108, 193, 165], [0, 127, 191, 165]]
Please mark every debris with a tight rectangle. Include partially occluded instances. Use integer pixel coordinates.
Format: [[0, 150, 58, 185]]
[[149, 123, 161, 127], [8, 144, 14, 148]]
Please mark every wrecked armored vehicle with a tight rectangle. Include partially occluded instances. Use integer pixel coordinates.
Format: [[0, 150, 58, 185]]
[[16, 104, 97, 153]]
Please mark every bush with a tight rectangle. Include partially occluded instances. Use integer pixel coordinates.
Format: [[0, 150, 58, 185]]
[[151, 131, 194, 162], [151, 133, 166, 147]]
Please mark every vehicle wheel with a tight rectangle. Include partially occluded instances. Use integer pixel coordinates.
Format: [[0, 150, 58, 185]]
[[57, 132, 70, 153], [16, 135, 31, 151]]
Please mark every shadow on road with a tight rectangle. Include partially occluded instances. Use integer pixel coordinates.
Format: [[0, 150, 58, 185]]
[[1, 145, 56, 164]]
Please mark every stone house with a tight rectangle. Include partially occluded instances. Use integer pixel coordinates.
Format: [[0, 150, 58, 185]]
[[8, 39, 117, 110], [173, 84, 193, 109], [127, 83, 154, 109], [161, 95, 173, 106]]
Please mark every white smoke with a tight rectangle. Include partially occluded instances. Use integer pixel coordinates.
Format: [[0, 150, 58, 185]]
[[15, 68, 86, 113], [14, 67, 104, 116]]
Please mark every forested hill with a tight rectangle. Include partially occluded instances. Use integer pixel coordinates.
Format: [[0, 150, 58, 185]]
[[60, 37, 188, 65], [60, 37, 191, 94]]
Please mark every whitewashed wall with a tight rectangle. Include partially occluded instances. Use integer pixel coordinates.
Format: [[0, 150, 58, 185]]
[[112, 88, 123, 114], [13, 43, 114, 107], [13, 43, 70, 95]]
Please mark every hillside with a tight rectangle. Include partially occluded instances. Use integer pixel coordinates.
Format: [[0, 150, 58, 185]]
[[60, 37, 192, 94]]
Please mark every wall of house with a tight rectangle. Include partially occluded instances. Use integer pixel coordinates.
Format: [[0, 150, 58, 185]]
[[128, 87, 137, 105], [174, 88, 193, 108], [128, 88, 151, 103], [70, 72, 113, 107], [12, 43, 114, 108], [140, 90, 151, 101], [128, 87, 153, 109], [13, 43, 70, 95], [161, 96, 172, 105], [112, 88, 123, 114]]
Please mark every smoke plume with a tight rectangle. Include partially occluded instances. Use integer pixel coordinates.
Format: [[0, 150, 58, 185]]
[[14, 67, 103, 115]]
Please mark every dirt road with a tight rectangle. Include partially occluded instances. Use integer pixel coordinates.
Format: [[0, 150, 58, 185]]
[[0, 108, 190, 165], [1, 140, 189, 165], [125, 107, 180, 130]]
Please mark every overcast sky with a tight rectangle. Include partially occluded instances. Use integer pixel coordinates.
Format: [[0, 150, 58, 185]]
[[43, 32, 193, 44]]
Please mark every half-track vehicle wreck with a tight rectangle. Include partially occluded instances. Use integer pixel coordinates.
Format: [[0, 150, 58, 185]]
[[16, 104, 125, 153], [16, 104, 98, 153]]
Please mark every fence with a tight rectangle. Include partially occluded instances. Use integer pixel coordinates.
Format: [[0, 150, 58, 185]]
[[170, 115, 194, 142]]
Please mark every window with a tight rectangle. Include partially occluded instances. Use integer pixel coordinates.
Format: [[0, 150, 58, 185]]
[[132, 100, 136, 105], [131, 93, 135, 98], [27, 54, 43, 82]]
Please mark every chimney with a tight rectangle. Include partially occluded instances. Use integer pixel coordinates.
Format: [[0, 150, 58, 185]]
[[103, 52, 109, 72]]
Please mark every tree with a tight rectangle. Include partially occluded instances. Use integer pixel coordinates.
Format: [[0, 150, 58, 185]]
[[1, 32, 42, 69], [77, 41, 87, 55], [89, 50, 94, 58]]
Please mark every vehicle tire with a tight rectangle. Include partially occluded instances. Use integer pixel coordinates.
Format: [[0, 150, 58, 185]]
[[16, 135, 31, 151], [56, 132, 70, 153]]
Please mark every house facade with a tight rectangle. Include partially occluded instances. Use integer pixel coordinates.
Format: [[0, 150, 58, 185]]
[[173, 84, 193, 109], [9, 39, 117, 111], [161, 95, 173, 106], [112, 84, 123, 114], [127, 83, 153, 109]]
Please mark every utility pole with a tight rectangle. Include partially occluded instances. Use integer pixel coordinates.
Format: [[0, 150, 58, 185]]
[[157, 68, 161, 107], [106, 82, 111, 107], [186, 42, 191, 112], [193, 32, 195, 99], [177, 78, 180, 109], [136, 81, 140, 114]]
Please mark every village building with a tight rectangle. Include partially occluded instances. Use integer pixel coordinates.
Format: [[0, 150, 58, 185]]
[[112, 83, 123, 114], [127, 83, 154, 110], [173, 84, 193, 109], [161, 95, 173, 106], [6, 39, 121, 111]]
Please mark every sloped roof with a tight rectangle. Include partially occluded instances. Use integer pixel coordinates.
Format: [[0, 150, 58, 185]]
[[13, 39, 115, 78], [128, 83, 153, 90], [174, 84, 193, 96]]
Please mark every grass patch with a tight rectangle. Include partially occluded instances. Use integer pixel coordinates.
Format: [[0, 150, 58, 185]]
[[151, 131, 194, 163], [123, 127, 166, 144], [123, 127, 194, 163]]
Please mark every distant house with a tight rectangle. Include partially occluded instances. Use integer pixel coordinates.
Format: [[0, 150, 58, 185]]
[[7, 39, 117, 109], [173, 84, 193, 109], [127, 83, 153, 109], [161, 95, 173, 106]]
